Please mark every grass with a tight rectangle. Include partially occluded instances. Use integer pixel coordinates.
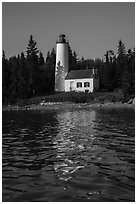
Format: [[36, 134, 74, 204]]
[[14, 91, 124, 107]]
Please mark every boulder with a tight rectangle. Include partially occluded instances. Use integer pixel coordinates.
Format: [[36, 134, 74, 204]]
[[127, 98, 135, 104]]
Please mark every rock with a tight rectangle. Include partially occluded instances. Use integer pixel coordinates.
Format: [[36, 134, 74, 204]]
[[127, 98, 135, 104]]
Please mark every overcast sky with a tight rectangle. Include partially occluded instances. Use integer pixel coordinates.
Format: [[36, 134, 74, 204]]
[[2, 2, 135, 60]]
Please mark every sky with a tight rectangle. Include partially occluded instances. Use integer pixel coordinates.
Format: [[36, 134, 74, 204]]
[[2, 2, 135, 60]]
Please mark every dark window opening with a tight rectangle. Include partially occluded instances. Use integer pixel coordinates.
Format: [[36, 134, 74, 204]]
[[84, 82, 90, 87], [77, 82, 82, 88]]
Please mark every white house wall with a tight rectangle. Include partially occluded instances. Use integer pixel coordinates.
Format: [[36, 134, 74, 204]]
[[65, 78, 94, 92]]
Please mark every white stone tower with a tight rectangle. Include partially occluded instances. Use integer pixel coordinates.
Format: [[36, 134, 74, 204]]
[[55, 34, 69, 92]]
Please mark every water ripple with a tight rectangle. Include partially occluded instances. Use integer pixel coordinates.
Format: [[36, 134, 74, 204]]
[[2, 108, 135, 201]]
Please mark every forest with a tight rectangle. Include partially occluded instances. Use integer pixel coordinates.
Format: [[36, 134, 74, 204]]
[[2, 35, 135, 105]]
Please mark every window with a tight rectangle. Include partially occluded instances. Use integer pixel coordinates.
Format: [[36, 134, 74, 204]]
[[77, 82, 82, 88], [84, 82, 90, 87]]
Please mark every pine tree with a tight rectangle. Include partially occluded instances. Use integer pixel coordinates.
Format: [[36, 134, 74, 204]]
[[80, 57, 86, 70], [108, 50, 115, 63], [115, 40, 127, 88], [50, 48, 56, 64], [2, 51, 10, 104], [68, 46, 79, 70], [104, 51, 109, 63], [122, 66, 132, 100], [44, 48, 56, 93], [9, 56, 20, 103], [39, 51, 45, 66], [72, 51, 78, 70], [18, 52, 29, 98], [27, 35, 39, 59], [26, 35, 39, 96], [127, 48, 135, 96], [68, 45, 73, 71], [46, 51, 51, 63], [117, 40, 126, 58], [49, 48, 56, 92]]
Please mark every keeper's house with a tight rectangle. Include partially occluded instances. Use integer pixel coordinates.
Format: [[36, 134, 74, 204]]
[[65, 69, 99, 93]]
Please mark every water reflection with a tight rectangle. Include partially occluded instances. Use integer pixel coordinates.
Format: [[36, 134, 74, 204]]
[[53, 110, 96, 181], [2, 108, 135, 202]]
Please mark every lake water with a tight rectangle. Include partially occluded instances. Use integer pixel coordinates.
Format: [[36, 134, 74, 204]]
[[2, 107, 135, 202]]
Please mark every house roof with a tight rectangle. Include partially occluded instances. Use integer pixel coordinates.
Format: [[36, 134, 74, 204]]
[[65, 69, 94, 80]]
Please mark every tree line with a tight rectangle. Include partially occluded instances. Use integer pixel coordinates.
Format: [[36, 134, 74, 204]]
[[69, 40, 135, 100], [2, 35, 135, 104]]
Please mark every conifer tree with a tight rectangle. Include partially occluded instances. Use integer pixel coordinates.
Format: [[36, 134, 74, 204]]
[[115, 40, 127, 89], [26, 35, 39, 96], [27, 35, 39, 59], [9, 56, 19, 102], [127, 48, 135, 96], [117, 40, 126, 57], [2, 51, 10, 104], [18, 52, 29, 98], [50, 48, 56, 64], [46, 51, 51, 63], [72, 51, 78, 70], [104, 51, 109, 63], [39, 51, 45, 66]]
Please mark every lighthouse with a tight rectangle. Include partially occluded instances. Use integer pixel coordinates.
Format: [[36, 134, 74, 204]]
[[55, 34, 69, 92]]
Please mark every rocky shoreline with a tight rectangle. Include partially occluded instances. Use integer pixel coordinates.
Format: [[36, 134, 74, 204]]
[[2, 102, 135, 111]]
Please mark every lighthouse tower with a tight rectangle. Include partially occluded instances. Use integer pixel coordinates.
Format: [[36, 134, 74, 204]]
[[55, 34, 69, 92]]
